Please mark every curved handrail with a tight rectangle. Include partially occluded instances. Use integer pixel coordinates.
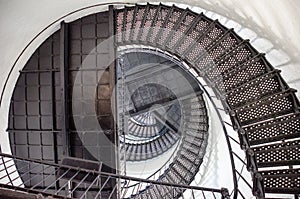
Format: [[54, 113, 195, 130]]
[[121, 126, 169, 143], [130, 113, 157, 126], [0, 152, 225, 193]]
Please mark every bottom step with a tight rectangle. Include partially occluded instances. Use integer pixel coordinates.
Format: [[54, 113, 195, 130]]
[[254, 168, 300, 195]]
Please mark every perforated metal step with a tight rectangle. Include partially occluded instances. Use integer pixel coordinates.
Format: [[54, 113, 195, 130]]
[[252, 139, 300, 167], [125, 130, 180, 161], [233, 89, 299, 126], [255, 169, 300, 194], [243, 113, 300, 146]]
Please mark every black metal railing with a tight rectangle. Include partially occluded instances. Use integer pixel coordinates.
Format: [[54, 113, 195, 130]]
[[0, 152, 228, 199]]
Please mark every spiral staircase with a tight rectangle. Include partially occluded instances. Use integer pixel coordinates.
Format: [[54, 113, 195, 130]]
[[0, 2, 300, 199], [126, 95, 208, 199], [118, 55, 182, 161], [115, 3, 300, 198]]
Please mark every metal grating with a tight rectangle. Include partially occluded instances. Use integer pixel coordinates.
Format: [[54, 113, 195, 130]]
[[244, 113, 300, 145], [123, 92, 209, 198], [139, 6, 158, 42], [214, 55, 272, 94], [148, 5, 169, 43], [124, 7, 135, 42], [124, 130, 180, 161], [175, 15, 212, 55], [131, 5, 147, 41], [259, 169, 300, 194], [208, 31, 242, 60], [234, 90, 297, 126], [156, 7, 182, 46], [116, 10, 124, 43], [252, 139, 300, 167], [186, 23, 227, 62], [165, 11, 196, 50], [205, 43, 257, 80], [226, 72, 287, 109]]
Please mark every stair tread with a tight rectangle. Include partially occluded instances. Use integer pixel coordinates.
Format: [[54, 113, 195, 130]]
[[225, 71, 287, 109], [257, 168, 300, 194], [156, 6, 184, 47], [252, 139, 300, 167], [138, 4, 159, 43], [244, 112, 300, 145], [185, 21, 228, 62], [233, 89, 298, 126], [213, 54, 272, 94], [203, 41, 258, 80], [164, 9, 190, 49]]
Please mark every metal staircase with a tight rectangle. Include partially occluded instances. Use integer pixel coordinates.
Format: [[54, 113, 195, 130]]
[[1, 2, 300, 199], [115, 3, 300, 198], [128, 95, 208, 199], [115, 49, 210, 198], [123, 128, 180, 161], [123, 98, 181, 161]]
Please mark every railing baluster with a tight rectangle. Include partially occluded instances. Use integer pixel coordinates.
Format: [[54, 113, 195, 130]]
[[0, 167, 16, 180], [20, 165, 53, 187], [9, 162, 40, 184], [42, 168, 71, 192], [79, 175, 99, 199], [54, 169, 81, 195], [212, 191, 217, 199], [31, 167, 58, 190], [202, 190, 206, 199], [0, 152, 226, 198], [238, 189, 247, 199], [69, 172, 90, 195], [94, 176, 111, 198], [181, 187, 185, 199], [191, 189, 195, 199], [108, 183, 117, 199], [235, 169, 252, 189], [0, 160, 17, 174], [121, 179, 131, 198], [0, 158, 14, 166]]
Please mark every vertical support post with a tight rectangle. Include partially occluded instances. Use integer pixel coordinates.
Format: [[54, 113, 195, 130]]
[[108, 6, 116, 137], [51, 37, 59, 190], [51, 72, 58, 163], [108, 4, 116, 169], [60, 21, 70, 157], [50, 35, 59, 165], [108, 5, 118, 199], [221, 188, 230, 199]]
